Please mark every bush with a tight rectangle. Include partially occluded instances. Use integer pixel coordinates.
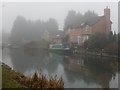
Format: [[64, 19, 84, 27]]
[[84, 32, 118, 52], [104, 42, 118, 52], [19, 72, 64, 88], [84, 32, 108, 50]]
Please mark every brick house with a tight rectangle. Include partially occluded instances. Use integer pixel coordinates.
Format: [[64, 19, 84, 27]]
[[51, 30, 64, 44], [65, 7, 112, 46], [52, 37, 62, 44]]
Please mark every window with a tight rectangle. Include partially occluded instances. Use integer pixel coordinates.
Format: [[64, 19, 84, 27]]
[[70, 36, 73, 42], [77, 36, 80, 45], [85, 25, 89, 31], [82, 35, 89, 42], [68, 28, 71, 33], [81, 23, 85, 26]]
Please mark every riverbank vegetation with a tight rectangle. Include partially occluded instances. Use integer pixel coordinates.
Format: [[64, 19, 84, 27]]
[[84, 31, 118, 54], [2, 64, 26, 88], [2, 63, 64, 88], [19, 72, 64, 88], [24, 40, 49, 49]]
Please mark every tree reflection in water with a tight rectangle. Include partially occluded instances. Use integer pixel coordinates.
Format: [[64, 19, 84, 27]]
[[4, 48, 118, 88]]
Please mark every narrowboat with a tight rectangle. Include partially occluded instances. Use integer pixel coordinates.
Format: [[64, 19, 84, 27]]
[[49, 44, 72, 54]]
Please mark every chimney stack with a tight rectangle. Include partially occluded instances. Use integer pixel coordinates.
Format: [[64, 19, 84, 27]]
[[104, 6, 110, 19], [104, 6, 111, 34]]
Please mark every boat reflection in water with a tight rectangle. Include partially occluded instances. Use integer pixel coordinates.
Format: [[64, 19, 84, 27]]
[[2, 48, 118, 88]]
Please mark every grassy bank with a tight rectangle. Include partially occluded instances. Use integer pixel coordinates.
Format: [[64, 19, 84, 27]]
[[2, 64, 26, 88], [2, 63, 64, 88]]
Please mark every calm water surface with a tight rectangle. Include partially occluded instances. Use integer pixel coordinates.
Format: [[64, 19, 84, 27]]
[[2, 48, 118, 88]]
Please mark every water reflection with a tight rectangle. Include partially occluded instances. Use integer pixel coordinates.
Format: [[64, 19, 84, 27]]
[[63, 55, 118, 88], [2, 48, 118, 88]]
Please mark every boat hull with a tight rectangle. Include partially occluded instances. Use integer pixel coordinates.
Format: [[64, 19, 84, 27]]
[[49, 49, 72, 55]]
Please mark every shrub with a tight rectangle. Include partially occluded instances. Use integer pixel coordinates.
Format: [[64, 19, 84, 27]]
[[104, 42, 118, 52], [19, 72, 64, 89]]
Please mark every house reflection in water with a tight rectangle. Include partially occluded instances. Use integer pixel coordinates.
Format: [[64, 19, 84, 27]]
[[64, 57, 87, 72], [63, 55, 118, 88], [3, 48, 118, 88]]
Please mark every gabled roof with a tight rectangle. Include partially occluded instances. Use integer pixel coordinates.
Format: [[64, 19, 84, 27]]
[[78, 16, 104, 28], [86, 16, 112, 26], [85, 16, 104, 26], [67, 16, 112, 30]]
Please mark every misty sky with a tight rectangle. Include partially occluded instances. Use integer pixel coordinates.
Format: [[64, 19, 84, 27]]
[[1, 2, 118, 33]]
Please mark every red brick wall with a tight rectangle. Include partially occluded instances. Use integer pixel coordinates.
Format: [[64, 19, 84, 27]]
[[92, 9, 111, 35], [104, 8, 111, 34], [53, 39, 62, 44], [65, 27, 92, 44], [92, 17, 106, 34]]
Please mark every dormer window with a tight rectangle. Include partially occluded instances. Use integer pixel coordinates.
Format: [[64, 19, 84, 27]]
[[85, 25, 89, 31], [81, 23, 85, 26]]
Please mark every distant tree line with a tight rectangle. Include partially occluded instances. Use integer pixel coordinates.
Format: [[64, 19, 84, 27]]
[[64, 10, 98, 30], [10, 16, 59, 46]]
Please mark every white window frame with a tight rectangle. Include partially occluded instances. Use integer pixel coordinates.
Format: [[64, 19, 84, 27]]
[[82, 35, 89, 42], [77, 36, 80, 45], [68, 28, 71, 33], [85, 25, 89, 31]]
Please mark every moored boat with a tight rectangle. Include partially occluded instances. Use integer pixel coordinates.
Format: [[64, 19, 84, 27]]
[[49, 44, 72, 54]]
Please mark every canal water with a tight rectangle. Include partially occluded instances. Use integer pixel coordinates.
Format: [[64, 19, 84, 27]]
[[2, 48, 118, 88]]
